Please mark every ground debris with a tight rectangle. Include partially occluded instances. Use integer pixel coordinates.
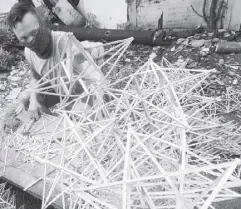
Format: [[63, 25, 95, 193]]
[[6, 87, 22, 100], [0, 29, 241, 209]]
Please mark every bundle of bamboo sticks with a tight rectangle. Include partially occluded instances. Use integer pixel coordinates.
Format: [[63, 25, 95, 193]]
[[4, 34, 241, 209]]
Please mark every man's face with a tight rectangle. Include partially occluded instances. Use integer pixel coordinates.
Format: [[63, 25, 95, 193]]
[[13, 12, 40, 47], [12, 12, 52, 58]]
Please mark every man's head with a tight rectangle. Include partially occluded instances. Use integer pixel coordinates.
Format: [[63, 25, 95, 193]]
[[7, 2, 52, 59]]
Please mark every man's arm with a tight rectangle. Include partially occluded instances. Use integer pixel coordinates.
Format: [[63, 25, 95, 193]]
[[28, 67, 42, 120], [58, 34, 105, 87], [73, 41, 105, 85], [24, 48, 49, 120]]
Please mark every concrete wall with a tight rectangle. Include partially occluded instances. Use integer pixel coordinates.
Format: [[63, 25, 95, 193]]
[[82, 0, 127, 29], [1, 0, 240, 30], [227, 0, 241, 30], [0, 0, 128, 29], [128, 0, 241, 30], [78, 0, 241, 30]]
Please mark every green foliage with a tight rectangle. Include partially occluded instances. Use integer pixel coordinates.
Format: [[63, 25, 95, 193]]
[[0, 28, 19, 46], [0, 29, 24, 72]]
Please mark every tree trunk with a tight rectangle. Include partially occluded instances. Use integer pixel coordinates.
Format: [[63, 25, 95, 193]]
[[51, 25, 172, 46]]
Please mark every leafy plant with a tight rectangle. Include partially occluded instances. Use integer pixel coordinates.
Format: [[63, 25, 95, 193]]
[[0, 29, 24, 72]]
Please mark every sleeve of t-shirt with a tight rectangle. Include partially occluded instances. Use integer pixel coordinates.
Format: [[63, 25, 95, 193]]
[[57, 33, 86, 63], [80, 41, 104, 59], [57, 33, 105, 85], [58, 33, 104, 64]]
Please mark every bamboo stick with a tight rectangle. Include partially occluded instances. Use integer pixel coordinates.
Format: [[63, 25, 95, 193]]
[[122, 127, 132, 209], [200, 159, 240, 209]]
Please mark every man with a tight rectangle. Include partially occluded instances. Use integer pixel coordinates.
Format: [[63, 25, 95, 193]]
[[7, 2, 104, 121]]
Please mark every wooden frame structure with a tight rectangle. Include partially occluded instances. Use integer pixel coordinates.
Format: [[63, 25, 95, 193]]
[[1, 34, 241, 209]]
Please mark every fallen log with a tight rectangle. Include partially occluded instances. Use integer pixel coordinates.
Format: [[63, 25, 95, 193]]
[[51, 25, 171, 46], [216, 41, 241, 53]]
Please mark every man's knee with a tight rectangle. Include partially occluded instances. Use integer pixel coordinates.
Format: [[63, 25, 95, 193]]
[[19, 91, 30, 108]]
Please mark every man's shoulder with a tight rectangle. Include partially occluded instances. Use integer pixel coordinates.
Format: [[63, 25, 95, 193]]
[[51, 30, 71, 47], [51, 30, 67, 37], [51, 30, 71, 43]]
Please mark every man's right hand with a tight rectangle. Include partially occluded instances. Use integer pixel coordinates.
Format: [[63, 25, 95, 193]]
[[29, 99, 42, 121], [29, 96, 56, 121]]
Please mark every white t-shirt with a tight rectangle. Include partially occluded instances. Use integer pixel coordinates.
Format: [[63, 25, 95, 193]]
[[25, 31, 105, 92]]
